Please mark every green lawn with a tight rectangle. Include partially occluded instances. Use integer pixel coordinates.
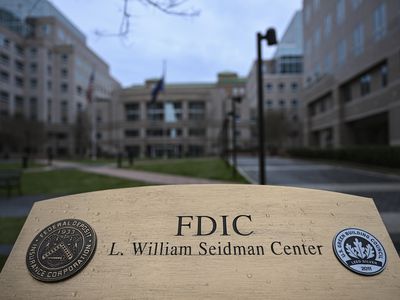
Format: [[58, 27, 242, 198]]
[[0, 217, 26, 244], [0, 161, 44, 170], [129, 158, 248, 183], [0, 169, 147, 197]]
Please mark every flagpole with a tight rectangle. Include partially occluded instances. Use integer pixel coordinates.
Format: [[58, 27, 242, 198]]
[[91, 96, 97, 160]]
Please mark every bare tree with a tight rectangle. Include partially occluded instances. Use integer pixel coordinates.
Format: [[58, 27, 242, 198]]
[[95, 0, 200, 38]]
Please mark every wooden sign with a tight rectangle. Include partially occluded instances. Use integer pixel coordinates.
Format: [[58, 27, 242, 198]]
[[1, 185, 399, 299]]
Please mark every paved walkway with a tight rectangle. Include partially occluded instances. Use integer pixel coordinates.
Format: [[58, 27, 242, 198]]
[[40, 160, 228, 185]]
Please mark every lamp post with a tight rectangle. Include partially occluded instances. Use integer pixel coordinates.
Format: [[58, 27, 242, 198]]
[[231, 87, 244, 177], [256, 28, 277, 185]]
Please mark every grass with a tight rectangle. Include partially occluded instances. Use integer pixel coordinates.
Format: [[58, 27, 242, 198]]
[[0, 161, 44, 170], [0, 217, 26, 244], [0, 169, 148, 197], [129, 157, 248, 183]]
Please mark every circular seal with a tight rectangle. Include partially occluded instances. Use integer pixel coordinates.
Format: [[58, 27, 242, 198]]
[[332, 228, 387, 276], [26, 219, 97, 282]]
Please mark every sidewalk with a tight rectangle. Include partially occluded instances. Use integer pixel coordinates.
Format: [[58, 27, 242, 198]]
[[41, 160, 229, 185]]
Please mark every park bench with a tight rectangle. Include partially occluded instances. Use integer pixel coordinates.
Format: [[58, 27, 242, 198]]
[[0, 169, 22, 197]]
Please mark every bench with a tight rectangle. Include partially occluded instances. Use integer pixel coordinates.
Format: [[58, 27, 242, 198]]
[[0, 169, 22, 197]]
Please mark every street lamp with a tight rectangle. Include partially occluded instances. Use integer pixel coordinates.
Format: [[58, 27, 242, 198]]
[[231, 87, 245, 177], [256, 28, 277, 185]]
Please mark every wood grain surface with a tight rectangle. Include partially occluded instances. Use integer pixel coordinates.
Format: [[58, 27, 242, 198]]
[[0, 185, 399, 299]]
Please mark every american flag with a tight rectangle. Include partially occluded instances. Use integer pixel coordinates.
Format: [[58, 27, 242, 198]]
[[86, 71, 95, 103]]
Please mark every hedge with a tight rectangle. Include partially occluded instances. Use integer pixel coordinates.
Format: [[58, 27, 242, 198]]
[[287, 146, 400, 168]]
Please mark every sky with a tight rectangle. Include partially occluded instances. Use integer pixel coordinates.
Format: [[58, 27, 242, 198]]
[[50, 0, 302, 87]]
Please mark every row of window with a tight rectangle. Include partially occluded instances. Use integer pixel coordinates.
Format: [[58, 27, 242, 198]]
[[305, 0, 363, 25], [125, 102, 206, 122], [125, 128, 207, 138], [265, 82, 299, 93], [0, 37, 69, 64], [342, 63, 388, 103], [306, 3, 387, 59], [265, 99, 298, 109]]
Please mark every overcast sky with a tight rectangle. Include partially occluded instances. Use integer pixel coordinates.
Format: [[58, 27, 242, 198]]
[[50, 0, 302, 87]]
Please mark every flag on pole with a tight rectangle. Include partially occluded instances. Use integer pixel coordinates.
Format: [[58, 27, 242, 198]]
[[150, 61, 166, 103], [86, 71, 95, 103]]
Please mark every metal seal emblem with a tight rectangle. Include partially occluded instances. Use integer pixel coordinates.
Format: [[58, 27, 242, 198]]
[[26, 219, 97, 282], [333, 228, 387, 276]]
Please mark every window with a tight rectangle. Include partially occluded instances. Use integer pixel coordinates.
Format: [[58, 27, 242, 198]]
[[305, 5, 311, 23], [47, 65, 52, 75], [147, 103, 163, 120], [278, 83, 285, 92], [265, 83, 273, 92], [360, 74, 371, 96], [30, 47, 37, 58], [61, 68, 68, 78], [146, 128, 163, 137], [314, 28, 321, 48], [324, 53, 333, 73], [29, 97, 37, 120], [189, 128, 206, 137], [337, 40, 347, 65], [313, 0, 320, 11], [41, 24, 51, 36], [279, 99, 285, 108], [47, 50, 52, 60], [324, 14, 332, 37], [30, 62, 37, 73], [15, 76, 24, 87], [15, 60, 24, 72], [0, 71, 9, 83], [0, 90, 9, 102], [125, 103, 140, 121], [77, 86, 82, 95], [47, 99, 52, 123], [0, 53, 9, 65], [15, 44, 24, 56], [291, 82, 298, 92], [61, 53, 68, 64], [306, 39, 312, 55], [353, 23, 364, 56], [291, 99, 298, 108], [373, 3, 387, 41], [15, 96, 24, 115], [77, 102, 82, 112], [30, 78, 37, 89], [61, 101, 68, 123], [165, 101, 182, 121], [0, 74, 11, 92], [342, 84, 352, 102], [352, 0, 362, 9], [188, 101, 205, 120], [266, 99, 273, 108], [47, 81, 52, 90], [278, 56, 302, 74], [125, 129, 140, 137], [0, 34, 10, 48], [337, 0, 345, 25], [47, 98, 52, 123], [381, 64, 388, 87], [61, 83, 68, 93]]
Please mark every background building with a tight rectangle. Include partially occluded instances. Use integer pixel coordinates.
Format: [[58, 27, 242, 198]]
[[246, 10, 303, 151], [0, 0, 119, 156], [302, 0, 400, 148], [113, 72, 251, 158]]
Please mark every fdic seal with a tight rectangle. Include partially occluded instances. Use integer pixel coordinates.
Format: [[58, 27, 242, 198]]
[[333, 228, 387, 276], [26, 219, 97, 282]]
